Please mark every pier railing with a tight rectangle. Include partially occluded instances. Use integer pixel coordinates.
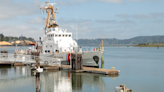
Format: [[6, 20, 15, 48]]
[[0, 53, 61, 67]]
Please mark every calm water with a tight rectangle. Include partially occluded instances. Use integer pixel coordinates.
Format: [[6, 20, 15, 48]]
[[0, 46, 164, 92]]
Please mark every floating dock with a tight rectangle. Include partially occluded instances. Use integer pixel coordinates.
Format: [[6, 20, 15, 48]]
[[44, 65, 120, 75]]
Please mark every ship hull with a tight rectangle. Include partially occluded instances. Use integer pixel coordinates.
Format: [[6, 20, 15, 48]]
[[40, 51, 104, 67]]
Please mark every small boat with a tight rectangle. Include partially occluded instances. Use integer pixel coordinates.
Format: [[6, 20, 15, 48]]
[[29, 42, 36, 46]]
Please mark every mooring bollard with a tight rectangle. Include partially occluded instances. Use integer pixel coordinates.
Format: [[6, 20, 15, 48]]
[[71, 53, 83, 70]]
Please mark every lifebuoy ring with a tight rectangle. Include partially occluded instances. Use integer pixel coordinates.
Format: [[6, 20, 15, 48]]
[[67, 53, 72, 65]]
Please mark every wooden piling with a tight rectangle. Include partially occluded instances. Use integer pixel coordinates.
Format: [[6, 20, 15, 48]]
[[36, 72, 40, 92], [101, 55, 104, 68], [71, 53, 82, 70]]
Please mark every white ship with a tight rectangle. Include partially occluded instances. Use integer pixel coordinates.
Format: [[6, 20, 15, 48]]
[[35, 2, 104, 67]]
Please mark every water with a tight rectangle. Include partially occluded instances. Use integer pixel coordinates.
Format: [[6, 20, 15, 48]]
[[0, 46, 164, 92]]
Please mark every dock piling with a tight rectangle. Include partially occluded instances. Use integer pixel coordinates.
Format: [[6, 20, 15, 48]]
[[71, 53, 82, 70], [36, 72, 40, 92]]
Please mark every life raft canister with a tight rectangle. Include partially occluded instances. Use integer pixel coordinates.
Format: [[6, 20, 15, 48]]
[[67, 53, 72, 65]]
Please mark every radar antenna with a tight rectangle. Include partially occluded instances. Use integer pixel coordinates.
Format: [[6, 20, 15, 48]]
[[39, 2, 59, 35]]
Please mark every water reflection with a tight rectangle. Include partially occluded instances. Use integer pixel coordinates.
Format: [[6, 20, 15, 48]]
[[72, 73, 83, 90], [40, 71, 119, 92], [1, 68, 8, 76], [0, 66, 119, 92]]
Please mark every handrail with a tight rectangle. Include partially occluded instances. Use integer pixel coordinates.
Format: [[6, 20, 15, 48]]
[[0, 53, 61, 67]]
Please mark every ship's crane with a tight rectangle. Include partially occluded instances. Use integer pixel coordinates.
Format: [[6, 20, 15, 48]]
[[39, 2, 59, 35]]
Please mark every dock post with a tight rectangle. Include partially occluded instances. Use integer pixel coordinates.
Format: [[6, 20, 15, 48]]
[[36, 72, 40, 92], [71, 53, 82, 70], [101, 55, 104, 68]]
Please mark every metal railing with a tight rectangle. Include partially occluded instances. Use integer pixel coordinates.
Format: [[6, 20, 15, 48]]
[[0, 53, 61, 67]]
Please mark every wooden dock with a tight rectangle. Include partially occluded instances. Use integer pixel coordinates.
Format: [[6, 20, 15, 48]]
[[44, 65, 120, 75], [0, 62, 26, 66]]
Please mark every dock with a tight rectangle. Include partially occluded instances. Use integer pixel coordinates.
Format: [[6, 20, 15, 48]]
[[0, 53, 120, 75], [0, 62, 120, 75], [43, 65, 120, 75]]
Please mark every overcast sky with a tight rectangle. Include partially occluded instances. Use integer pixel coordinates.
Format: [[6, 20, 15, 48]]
[[0, 0, 164, 40]]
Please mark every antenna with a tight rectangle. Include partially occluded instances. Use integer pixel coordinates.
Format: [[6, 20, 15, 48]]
[[76, 13, 78, 44]]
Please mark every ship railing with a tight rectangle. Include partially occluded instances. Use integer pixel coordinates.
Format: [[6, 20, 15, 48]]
[[33, 56, 61, 67], [0, 53, 35, 63], [82, 47, 103, 52]]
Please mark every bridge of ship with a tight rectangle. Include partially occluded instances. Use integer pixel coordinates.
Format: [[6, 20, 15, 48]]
[[0, 53, 61, 66]]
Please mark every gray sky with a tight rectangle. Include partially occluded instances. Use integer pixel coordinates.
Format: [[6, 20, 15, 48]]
[[0, 0, 164, 40]]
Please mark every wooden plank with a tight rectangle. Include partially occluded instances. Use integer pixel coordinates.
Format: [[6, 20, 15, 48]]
[[0, 62, 14, 66], [14, 63, 26, 66], [43, 66, 59, 70]]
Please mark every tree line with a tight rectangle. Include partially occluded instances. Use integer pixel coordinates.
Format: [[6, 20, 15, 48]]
[[77, 35, 164, 45], [0, 34, 35, 42]]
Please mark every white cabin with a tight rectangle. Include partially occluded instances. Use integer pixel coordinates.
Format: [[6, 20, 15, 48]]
[[38, 27, 79, 54]]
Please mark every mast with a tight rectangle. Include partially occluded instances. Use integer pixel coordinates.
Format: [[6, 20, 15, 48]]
[[39, 2, 59, 35]]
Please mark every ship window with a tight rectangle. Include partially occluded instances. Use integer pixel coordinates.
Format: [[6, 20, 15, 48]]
[[48, 50, 50, 53], [63, 35, 64, 37], [45, 50, 47, 53], [59, 34, 61, 37], [65, 35, 67, 37], [50, 45, 52, 47], [55, 35, 57, 37], [51, 34, 53, 37], [69, 35, 71, 37]]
